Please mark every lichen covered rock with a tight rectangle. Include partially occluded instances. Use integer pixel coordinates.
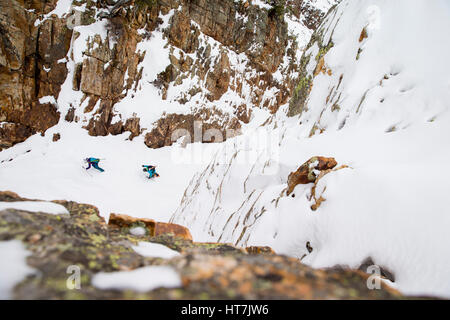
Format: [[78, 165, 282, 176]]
[[0, 190, 403, 299]]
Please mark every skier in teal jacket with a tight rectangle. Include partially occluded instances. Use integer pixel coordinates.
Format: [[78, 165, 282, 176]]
[[142, 165, 159, 179], [85, 158, 105, 172]]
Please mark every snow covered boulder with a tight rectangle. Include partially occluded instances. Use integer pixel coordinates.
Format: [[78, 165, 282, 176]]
[[287, 156, 337, 195]]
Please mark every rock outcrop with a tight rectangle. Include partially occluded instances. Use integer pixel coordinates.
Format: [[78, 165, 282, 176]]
[[108, 212, 193, 240], [0, 190, 402, 299], [0, 0, 69, 149], [287, 156, 337, 195], [0, 0, 335, 150]]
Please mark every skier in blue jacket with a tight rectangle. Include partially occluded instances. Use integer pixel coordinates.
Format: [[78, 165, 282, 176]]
[[142, 165, 159, 179], [85, 158, 105, 172]]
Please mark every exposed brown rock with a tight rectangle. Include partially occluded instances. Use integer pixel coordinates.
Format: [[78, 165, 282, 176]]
[[108, 213, 156, 234], [0, 190, 405, 300], [309, 164, 349, 211], [0, 122, 33, 150], [205, 51, 231, 101], [287, 156, 338, 195], [155, 222, 193, 241], [124, 117, 141, 140], [65, 107, 75, 122], [359, 27, 368, 42], [0, 0, 332, 150], [52, 133, 60, 142], [246, 246, 276, 255]]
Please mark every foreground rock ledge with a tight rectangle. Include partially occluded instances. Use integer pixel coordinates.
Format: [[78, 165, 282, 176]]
[[0, 191, 401, 299]]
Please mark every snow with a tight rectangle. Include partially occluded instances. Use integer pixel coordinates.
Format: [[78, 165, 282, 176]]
[[0, 240, 35, 299], [39, 96, 57, 105], [252, 0, 272, 10], [91, 266, 182, 292], [132, 242, 181, 259], [0, 201, 69, 215], [1, 0, 449, 300], [170, 0, 450, 299], [0, 124, 221, 222], [129, 227, 147, 236], [47, 0, 73, 18]]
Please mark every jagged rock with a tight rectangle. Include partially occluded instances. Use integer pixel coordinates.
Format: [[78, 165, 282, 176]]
[[144, 111, 241, 148], [154, 222, 192, 241], [246, 246, 275, 255], [108, 213, 156, 233], [65, 107, 76, 122], [0, 190, 23, 202], [0, 122, 33, 150], [287, 156, 337, 195], [0, 190, 404, 299], [0, 0, 70, 148], [108, 213, 191, 240]]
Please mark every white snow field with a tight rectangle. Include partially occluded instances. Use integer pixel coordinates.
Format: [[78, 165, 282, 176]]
[[0, 201, 69, 215], [0, 240, 36, 299], [91, 266, 182, 292]]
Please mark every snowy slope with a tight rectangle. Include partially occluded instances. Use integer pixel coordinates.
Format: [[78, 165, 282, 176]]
[[0, 123, 223, 221], [2, 0, 450, 299], [171, 0, 450, 298]]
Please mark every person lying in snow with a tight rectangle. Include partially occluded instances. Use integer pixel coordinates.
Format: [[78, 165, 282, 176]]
[[142, 165, 159, 179], [85, 158, 105, 172]]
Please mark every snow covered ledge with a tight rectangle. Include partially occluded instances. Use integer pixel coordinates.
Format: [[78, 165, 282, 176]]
[[0, 240, 36, 299]]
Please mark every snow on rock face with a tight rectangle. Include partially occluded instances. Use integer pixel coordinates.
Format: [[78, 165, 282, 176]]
[[132, 242, 181, 259], [0, 240, 35, 299], [0, 201, 69, 215], [171, 0, 450, 298], [91, 266, 182, 292], [288, 0, 450, 137], [129, 226, 147, 236]]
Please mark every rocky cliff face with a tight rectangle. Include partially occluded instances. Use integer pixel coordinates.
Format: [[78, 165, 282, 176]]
[[0, 0, 68, 150], [170, 0, 450, 298], [0, 0, 336, 150]]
